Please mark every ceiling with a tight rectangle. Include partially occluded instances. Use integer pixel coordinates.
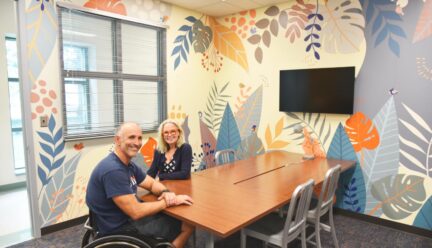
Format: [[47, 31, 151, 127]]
[[161, 0, 289, 17]]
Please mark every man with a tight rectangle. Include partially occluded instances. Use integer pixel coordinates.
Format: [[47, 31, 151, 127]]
[[86, 122, 194, 248]]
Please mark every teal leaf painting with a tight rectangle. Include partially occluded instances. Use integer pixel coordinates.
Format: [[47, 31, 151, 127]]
[[329, 123, 366, 213], [26, 0, 57, 81], [172, 16, 197, 70], [363, 97, 400, 216], [199, 116, 217, 168], [399, 103, 432, 178], [413, 196, 432, 230], [235, 132, 265, 160], [371, 174, 425, 220], [235, 85, 263, 139], [41, 153, 81, 226], [216, 104, 241, 152]]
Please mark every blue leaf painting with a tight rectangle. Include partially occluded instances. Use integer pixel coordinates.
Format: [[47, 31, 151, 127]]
[[41, 153, 81, 227], [48, 114, 56, 134], [26, 0, 57, 81], [363, 97, 400, 216], [235, 85, 263, 139], [329, 123, 366, 213], [53, 128, 63, 145], [304, 0, 322, 60], [54, 142, 65, 156], [413, 196, 432, 230], [52, 156, 66, 170], [38, 131, 53, 144], [216, 103, 241, 152], [38, 166, 50, 186], [172, 17, 196, 70], [40, 153, 52, 171], [40, 142, 54, 157]]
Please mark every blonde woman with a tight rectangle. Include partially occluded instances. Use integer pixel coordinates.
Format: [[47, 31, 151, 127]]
[[147, 120, 192, 180]]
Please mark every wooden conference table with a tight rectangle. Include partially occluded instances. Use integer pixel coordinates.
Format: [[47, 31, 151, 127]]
[[142, 151, 355, 248]]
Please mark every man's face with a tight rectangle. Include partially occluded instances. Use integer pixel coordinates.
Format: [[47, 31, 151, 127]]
[[116, 124, 143, 159]]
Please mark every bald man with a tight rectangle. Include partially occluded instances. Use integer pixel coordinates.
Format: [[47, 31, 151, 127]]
[[86, 122, 194, 248]]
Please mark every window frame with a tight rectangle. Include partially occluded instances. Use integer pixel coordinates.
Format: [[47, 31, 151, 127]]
[[57, 3, 167, 140]]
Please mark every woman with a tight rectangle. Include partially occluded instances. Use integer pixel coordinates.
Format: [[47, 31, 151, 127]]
[[147, 119, 192, 180]]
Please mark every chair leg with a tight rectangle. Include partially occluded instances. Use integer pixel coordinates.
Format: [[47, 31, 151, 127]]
[[240, 230, 246, 248], [301, 223, 307, 248], [329, 209, 339, 248], [315, 221, 322, 248]]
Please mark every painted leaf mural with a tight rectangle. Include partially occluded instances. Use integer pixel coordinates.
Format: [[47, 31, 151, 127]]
[[216, 104, 241, 152], [304, 0, 322, 60], [370, 174, 426, 219], [181, 115, 191, 144], [321, 0, 365, 54], [412, 0, 432, 43], [265, 117, 290, 150], [172, 16, 197, 70], [83, 0, 126, 15], [399, 103, 432, 178], [235, 85, 263, 139], [285, 112, 332, 153], [203, 81, 230, 133], [361, 0, 406, 57], [199, 116, 217, 168], [413, 196, 432, 230], [209, 17, 248, 71], [329, 123, 366, 213], [192, 20, 213, 53], [362, 97, 400, 216], [41, 153, 81, 226], [139, 137, 157, 166], [37, 114, 66, 198], [236, 132, 265, 160], [26, 0, 57, 82], [345, 112, 379, 153], [285, 0, 315, 43]]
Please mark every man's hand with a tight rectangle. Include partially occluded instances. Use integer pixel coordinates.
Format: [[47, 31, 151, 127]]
[[174, 195, 193, 206], [158, 192, 176, 207]]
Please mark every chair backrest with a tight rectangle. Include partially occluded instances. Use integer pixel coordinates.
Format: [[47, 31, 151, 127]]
[[315, 164, 342, 217], [282, 179, 314, 246], [215, 149, 236, 165]]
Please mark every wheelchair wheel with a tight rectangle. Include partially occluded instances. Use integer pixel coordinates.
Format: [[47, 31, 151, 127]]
[[83, 235, 152, 248], [82, 229, 97, 247]]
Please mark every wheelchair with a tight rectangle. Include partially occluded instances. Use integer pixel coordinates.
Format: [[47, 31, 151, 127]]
[[81, 212, 175, 248]]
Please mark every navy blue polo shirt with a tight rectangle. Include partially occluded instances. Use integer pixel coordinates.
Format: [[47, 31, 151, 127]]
[[86, 152, 146, 235]]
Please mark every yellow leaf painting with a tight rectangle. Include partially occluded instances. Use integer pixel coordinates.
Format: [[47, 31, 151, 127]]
[[265, 117, 289, 150], [209, 17, 248, 71]]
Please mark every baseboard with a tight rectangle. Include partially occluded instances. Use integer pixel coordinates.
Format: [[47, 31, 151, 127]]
[[41, 215, 88, 236], [0, 181, 27, 192], [334, 208, 432, 239]]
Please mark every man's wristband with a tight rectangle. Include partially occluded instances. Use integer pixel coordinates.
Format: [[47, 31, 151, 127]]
[[159, 189, 170, 196]]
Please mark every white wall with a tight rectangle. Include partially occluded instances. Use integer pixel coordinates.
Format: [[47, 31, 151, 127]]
[[0, 0, 26, 186]]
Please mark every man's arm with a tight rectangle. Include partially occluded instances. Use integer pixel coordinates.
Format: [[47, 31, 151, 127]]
[[112, 193, 167, 220]]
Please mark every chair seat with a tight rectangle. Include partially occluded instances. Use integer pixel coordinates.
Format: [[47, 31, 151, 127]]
[[243, 212, 285, 244]]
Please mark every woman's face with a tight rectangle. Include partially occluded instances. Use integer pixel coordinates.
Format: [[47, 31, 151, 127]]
[[162, 123, 179, 147]]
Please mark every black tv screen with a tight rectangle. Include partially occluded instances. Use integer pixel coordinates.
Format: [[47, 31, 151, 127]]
[[279, 67, 355, 114]]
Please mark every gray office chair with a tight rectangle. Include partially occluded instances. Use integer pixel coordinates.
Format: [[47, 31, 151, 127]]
[[241, 179, 315, 248], [214, 149, 236, 165], [306, 164, 341, 248]]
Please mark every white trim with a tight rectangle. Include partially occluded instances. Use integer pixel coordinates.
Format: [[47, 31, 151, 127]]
[[56, 1, 169, 29]]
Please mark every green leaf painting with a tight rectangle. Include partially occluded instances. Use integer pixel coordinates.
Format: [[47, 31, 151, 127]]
[[203, 81, 230, 134], [371, 174, 426, 220], [413, 196, 432, 230]]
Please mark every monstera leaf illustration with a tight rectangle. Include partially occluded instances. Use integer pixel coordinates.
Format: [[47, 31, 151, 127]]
[[345, 112, 380, 153], [192, 20, 213, 53], [370, 174, 426, 219], [140, 137, 157, 166]]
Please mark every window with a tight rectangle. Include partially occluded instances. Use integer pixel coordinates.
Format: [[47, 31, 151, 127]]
[[5, 37, 25, 174], [58, 5, 167, 139]]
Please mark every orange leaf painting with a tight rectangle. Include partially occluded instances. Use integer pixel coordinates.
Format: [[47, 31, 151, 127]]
[[209, 17, 248, 71], [265, 117, 289, 150], [412, 0, 432, 43], [83, 0, 126, 15], [345, 112, 380, 152], [140, 137, 157, 166]]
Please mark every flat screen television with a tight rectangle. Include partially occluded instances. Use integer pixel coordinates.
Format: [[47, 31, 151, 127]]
[[279, 67, 355, 114]]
